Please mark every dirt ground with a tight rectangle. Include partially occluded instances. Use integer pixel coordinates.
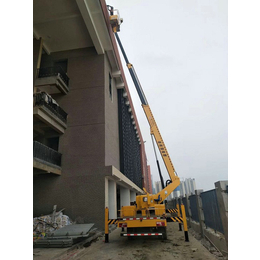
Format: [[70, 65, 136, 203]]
[[33, 223, 227, 260], [75, 223, 222, 260]]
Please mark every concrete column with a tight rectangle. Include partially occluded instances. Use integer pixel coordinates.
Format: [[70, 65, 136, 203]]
[[215, 181, 228, 248], [120, 186, 130, 207], [195, 189, 205, 238], [130, 190, 136, 203], [33, 38, 43, 88], [108, 180, 117, 219]]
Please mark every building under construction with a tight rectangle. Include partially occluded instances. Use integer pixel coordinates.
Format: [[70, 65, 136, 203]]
[[33, 0, 151, 229]]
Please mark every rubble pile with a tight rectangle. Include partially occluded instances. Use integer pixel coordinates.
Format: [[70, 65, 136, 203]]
[[33, 211, 73, 240]]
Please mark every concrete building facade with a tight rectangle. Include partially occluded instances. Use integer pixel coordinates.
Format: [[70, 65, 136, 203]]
[[172, 186, 181, 199], [179, 181, 186, 197], [183, 178, 197, 196], [173, 178, 197, 198], [189, 178, 197, 194], [33, 0, 147, 229], [154, 181, 162, 195], [154, 180, 174, 200]]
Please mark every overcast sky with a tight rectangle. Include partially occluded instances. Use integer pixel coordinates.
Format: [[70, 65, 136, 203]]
[[108, 0, 227, 191]]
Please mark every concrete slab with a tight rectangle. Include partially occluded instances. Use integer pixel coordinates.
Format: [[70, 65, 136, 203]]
[[48, 224, 95, 237]]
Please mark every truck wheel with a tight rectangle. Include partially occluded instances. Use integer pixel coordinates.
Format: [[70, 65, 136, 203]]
[[162, 227, 167, 240]]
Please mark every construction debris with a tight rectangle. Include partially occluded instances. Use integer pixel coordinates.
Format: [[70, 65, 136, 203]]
[[33, 205, 99, 248], [33, 211, 73, 240], [34, 224, 96, 248]]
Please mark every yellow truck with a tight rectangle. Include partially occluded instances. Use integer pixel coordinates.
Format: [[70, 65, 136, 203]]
[[108, 6, 181, 240]]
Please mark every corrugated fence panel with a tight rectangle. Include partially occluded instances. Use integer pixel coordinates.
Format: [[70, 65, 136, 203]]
[[166, 199, 174, 209], [173, 199, 178, 209], [201, 189, 224, 234], [178, 198, 182, 216], [189, 195, 199, 222]]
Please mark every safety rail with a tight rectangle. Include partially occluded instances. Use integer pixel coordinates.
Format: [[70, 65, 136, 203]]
[[33, 141, 62, 167], [33, 92, 68, 123], [37, 66, 70, 87]]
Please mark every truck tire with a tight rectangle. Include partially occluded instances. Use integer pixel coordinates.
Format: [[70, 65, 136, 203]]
[[162, 227, 167, 240]]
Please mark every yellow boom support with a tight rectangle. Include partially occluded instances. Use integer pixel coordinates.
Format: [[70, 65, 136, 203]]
[[135, 105, 180, 210]]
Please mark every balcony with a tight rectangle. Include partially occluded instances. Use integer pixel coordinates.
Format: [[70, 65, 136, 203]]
[[35, 66, 70, 94], [33, 141, 62, 175], [33, 92, 68, 136]]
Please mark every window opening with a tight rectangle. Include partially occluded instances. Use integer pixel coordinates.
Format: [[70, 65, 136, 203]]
[[109, 73, 113, 100]]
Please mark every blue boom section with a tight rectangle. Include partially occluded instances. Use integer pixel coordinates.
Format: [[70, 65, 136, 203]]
[[115, 32, 148, 106]]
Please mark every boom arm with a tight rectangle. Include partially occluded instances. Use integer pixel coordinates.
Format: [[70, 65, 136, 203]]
[[114, 30, 180, 203], [142, 104, 180, 202]]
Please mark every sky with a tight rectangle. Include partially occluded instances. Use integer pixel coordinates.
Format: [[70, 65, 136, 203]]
[[108, 0, 228, 191]]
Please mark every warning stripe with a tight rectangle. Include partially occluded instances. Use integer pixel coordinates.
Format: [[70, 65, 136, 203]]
[[123, 217, 161, 220], [123, 233, 163, 236], [167, 209, 178, 214], [108, 219, 119, 225], [166, 216, 183, 223], [109, 217, 163, 224]]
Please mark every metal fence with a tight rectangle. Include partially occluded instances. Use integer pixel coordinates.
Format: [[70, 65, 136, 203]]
[[33, 141, 62, 167], [172, 199, 177, 209], [37, 66, 70, 87], [33, 92, 68, 123], [189, 194, 199, 222], [170, 185, 227, 237], [200, 189, 224, 233], [166, 198, 177, 210]]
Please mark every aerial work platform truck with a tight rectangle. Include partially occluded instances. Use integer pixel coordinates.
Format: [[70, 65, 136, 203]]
[[106, 6, 185, 240]]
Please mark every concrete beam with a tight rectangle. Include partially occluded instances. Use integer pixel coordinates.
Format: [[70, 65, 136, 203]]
[[33, 159, 61, 175], [76, 0, 104, 54], [112, 70, 121, 78], [116, 82, 125, 89], [33, 106, 67, 134], [105, 166, 144, 194]]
